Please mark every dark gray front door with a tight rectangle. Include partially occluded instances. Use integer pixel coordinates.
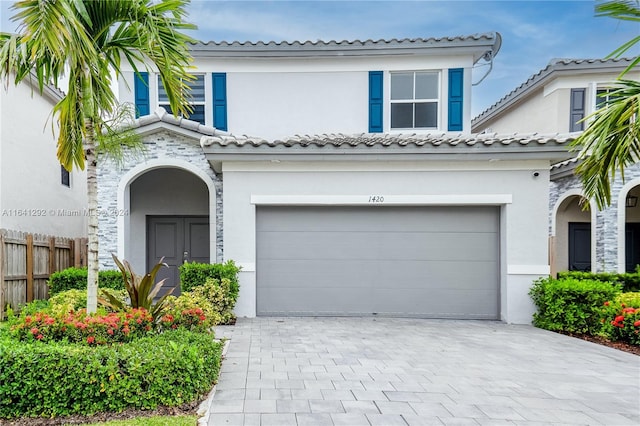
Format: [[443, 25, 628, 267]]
[[625, 223, 640, 272], [147, 216, 209, 296], [256, 206, 500, 319], [568, 222, 591, 271]]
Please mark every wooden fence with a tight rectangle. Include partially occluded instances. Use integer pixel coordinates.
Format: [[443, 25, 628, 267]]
[[0, 229, 87, 320]]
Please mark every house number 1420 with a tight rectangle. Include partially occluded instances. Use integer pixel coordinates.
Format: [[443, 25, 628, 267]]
[[368, 195, 385, 203]]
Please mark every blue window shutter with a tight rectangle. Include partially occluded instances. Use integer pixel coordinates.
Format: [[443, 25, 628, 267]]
[[212, 73, 227, 131], [369, 71, 383, 133], [133, 72, 149, 118], [570, 88, 585, 132], [448, 68, 464, 131]]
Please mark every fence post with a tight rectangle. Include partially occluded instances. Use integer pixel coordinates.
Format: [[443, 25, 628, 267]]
[[48, 236, 56, 299], [26, 233, 34, 303], [0, 233, 5, 320]]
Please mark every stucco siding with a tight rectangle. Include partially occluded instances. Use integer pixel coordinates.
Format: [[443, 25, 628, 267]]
[[475, 87, 566, 134], [118, 54, 476, 139], [228, 72, 368, 140], [0, 81, 87, 237]]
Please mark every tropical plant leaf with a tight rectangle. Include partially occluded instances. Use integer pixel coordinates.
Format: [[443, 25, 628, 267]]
[[572, 79, 640, 209]]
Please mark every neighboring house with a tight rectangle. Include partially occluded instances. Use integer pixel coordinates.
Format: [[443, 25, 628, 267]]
[[102, 32, 575, 324], [472, 58, 640, 275], [0, 76, 87, 238]]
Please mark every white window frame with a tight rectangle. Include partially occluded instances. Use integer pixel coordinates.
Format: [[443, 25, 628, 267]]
[[389, 70, 441, 130], [156, 73, 208, 125]]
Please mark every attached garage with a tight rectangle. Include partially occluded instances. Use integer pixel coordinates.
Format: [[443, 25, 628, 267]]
[[201, 132, 575, 324], [256, 205, 500, 319]]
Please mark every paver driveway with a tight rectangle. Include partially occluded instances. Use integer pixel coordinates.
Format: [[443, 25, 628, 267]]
[[206, 318, 639, 426]]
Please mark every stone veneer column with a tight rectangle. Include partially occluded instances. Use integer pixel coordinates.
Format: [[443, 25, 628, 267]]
[[97, 130, 223, 270]]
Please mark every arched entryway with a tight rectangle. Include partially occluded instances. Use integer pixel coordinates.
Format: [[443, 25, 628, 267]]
[[117, 160, 216, 295], [552, 192, 594, 273], [618, 181, 640, 272]]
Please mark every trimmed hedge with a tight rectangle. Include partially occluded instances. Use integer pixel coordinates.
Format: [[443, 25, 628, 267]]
[[179, 261, 240, 297], [557, 270, 640, 292], [48, 268, 124, 296], [0, 329, 222, 419], [530, 277, 621, 334]]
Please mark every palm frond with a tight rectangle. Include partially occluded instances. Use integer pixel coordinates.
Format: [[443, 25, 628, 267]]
[[571, 79, 640, 209], [596, 1, 640, 75]]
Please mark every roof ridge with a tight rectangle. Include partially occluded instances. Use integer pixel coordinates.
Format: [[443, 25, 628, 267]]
[[133, 107, 231, 137], [191, 33, 498, 47], [200, 131, 578, 149]]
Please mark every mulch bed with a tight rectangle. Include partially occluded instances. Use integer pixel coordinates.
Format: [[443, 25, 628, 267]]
[[1, 401, 200, 425], [562, 332, 640, 356]]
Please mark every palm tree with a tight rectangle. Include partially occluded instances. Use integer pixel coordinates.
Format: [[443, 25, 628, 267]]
[[572, 0, 640, 209], [0, 0, 196, 312]]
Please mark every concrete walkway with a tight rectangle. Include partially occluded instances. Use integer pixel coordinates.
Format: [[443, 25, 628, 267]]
[[206, 318, 639, 425]]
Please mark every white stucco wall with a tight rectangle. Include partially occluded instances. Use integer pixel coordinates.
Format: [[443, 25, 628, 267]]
[[119, 54, 475, 139], [474, 70, 640, 134], [0, 81, 87, 237], [221, 159, 551, 324]]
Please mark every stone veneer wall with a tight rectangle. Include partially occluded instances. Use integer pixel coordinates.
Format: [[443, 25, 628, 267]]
[[549, 163, 640, 272], [97, 130, 222, 269]]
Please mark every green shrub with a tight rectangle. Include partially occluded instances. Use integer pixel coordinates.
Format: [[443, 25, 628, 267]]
[[0, 329, 222, 419], [179, 261, 240, 298], [557, 270, 640, 292], [189, 278, 236, 324], [529, 277, 621, 334], [48, 289, 87, 314], [48, 268, 124, 296], [163, 292, 221, 330], [615, 291, 640, 308], [17, 299, 51, 316]]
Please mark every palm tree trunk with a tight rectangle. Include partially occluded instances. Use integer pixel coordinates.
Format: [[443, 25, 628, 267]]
[[85, 117, 99, 313], [81, 70, 99, 313]]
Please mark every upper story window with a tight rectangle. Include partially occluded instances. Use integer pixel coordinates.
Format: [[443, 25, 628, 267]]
[[390, 71, 439, 129], [596, 88, 619, 109], [158, 74, 206, 124]]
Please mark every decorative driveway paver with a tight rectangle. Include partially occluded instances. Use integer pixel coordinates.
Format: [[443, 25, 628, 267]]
[[207, 318, 639, 425]]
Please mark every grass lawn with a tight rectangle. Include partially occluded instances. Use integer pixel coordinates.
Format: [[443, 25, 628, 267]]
[[87, 415, 198, 425]]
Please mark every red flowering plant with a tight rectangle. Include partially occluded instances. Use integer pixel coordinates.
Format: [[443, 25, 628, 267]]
[[10, 307, 155, 345], [601, 295, 640, 345], [160, 307, 210, 333]]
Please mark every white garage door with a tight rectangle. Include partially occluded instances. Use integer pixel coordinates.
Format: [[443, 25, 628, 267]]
[[256, 206, 500, 319]]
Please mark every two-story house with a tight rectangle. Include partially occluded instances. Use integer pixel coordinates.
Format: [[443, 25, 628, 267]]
[[472, 58, 639, 276], [0, 76, 87, 238], [102, 33, 574, 324]]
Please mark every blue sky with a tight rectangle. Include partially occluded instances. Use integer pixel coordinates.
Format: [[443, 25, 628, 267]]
[[1, 0, 639, 117]]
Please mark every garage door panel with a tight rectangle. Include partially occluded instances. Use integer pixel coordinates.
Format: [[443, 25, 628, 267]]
[[257, 231, 385, 260], [259, 287, 372, 315], [257, 206, 498, 233], [371, 260, 499, 289], [256, 206, 500, 319], [372, 288, 498, 318], [258, 231, 497, 261], [258, 259, 379, 289], [379, 232, 498, 261]]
